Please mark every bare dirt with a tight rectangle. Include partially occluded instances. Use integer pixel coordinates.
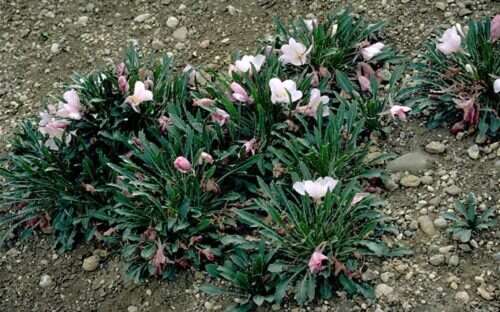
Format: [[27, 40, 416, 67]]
[[0, 1, 499, 311]]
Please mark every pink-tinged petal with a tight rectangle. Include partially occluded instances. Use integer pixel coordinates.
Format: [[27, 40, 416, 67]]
[[158, 115, 172, 132], [211, 108, 230, 126], [118, 76, 129, 94], [152, 242, 167, 275], [230, 82, 250, 103], [193, 98, 215, 107], [243, 138, 257, 155], [174, 156, 192, 173], [490, 15, 500, 42], [308, 251, 328, 274], [199, 152, 214, 165], [437, 26, 461, 55], [358, 75, 371, 92], [116, 62, 127, 77], [361, 42, 385, 61], [454, 98, 479, 126], [292, 181, 306, 195], [390, 105, 412, 121], [351, 192, 369, 205]]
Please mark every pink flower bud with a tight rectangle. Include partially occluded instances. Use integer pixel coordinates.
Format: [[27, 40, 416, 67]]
[[174, 156, 192, 173], [308, 251, 328, 273], [193, 98, 215, 107], [118, 76, 129, 94], [199, 152, 214, 165]]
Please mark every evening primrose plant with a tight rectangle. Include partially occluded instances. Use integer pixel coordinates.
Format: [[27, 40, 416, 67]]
[[409, 15, 500, 138]]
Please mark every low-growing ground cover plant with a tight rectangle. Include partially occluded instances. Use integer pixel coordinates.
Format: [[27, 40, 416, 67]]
[[0, 9, 413, 310], [442, 193, 496, 243], [408, 15, 500, 139]]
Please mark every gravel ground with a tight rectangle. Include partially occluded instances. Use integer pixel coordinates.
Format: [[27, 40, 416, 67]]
[[0, 0, 499, 311]]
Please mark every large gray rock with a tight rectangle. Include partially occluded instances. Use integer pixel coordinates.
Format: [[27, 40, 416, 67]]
[[387, 152, 432, 173]]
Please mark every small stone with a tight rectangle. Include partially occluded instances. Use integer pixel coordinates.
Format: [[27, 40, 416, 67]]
[[494, 252, 500, 262], [418, 215, 436, 236], [439, 245, 454, 254], [421, 176, 433, 185], [76, 16, 89, 26], [383, 176, 398, 191], [134, 13, 151, 23], [459, 8, 472, 17], [448, 255, 459, 266], [362, 269, 378, 281], [82, 255, 99, 272], [435, 2, 447, 11], [39, 274, 53, 288], [400, 175, 421, 187], [387, 152, 432, 173], [455, 291, 470, 304], [429, 254, 445, 266], [226, 5, 241, 16], [425, 141, 446, 154], [6, 248, 20, 257], [204, 301, 215, 310], [380, 272, 394, 283], [172, 27, 188, 41], [467, 145, 480, 160], [199, 40, 210, 49], [434, 217, 447, 229], [444, 185, 461, 195], [152, 39, 164, 50], [50, 43, 61, 54], [375, 284, 394, 298], [166, 16, 179, 28], [128, 306, 139, 312], [477, 286, 493, 301]]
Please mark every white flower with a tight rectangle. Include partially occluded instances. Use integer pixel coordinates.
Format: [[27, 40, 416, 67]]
[[232, 54, 266, 74], [293, 177, 338, 200], [304, 19, 317, 32], [436, 26, 462, 55], [494, 78, 500, 94], [269, 78, 303, 104], [125, 81, 153, 113], [279, 38, 312, 66], [360, 42, 385, 61], [295, 88, 329, 117]]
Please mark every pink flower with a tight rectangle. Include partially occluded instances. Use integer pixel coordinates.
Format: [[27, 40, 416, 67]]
[[308, 251, 328, 274], [193, 98, 215, 107], [116, 62, 127, 77], [243, 138, 257, 155], [491, 15, 500, 42], [390, 105, 412, 121], [295, 88, 329, 118], [125, 81, 153, 113], [310, 71, 320, 87], [152, 241, 167, 275], [269, 78, 303, 104], [211, 108, 230, 126], [56, 89, 82, 120], [174, 156, 192, 173], [279, 38, 312, 66], [351, 192, 369, 205], [118, 76, 129, 94], [158, 115, 172, 132], [437, 26, 461, 55], [455, 98, 479, 126], [38, 119, 70, 150], [356, 63, 377, 92], [230, 82, 251, 103], [360, 42, 384, 61], [200, 248, 215, 262], [198, 152, 214, 165], [494, 78, 500, 94], [293, 177, 338, 200]]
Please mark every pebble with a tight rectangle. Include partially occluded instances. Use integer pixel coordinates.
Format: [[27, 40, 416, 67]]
[[134, 13, 151, 23], [386, 152, 432, 173], [433, 217, 447, 229], [494, 252, 500, 262], [444, 185, 461, 195], [448, 255, 459, 266], [76, 16, 89, 26], [477, 286, 493, 301], [455, 291, 470, 304], [467, 145, 480, 160], [429, 254, 445, 266], [172, 27, 188, 41], [82, 255, 100, 272], [418, 215, 436, 236], [166, 16, 179, 28], [400, 175, 421, 187], [362, 269, 379, 281], [39, 274, 53, 288], [420, 175, 433, 185], [128, 306, 139, 312], [375, 283, 394, 298], [380, 272, 394, 283], [425, 141, 446, 154], [199, 40, 210, 49], [50, 43, 61, 54], [435, 2, 447, 11]]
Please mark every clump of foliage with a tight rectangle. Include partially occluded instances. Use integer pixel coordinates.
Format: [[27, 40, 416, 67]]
[[443, 193, 496, 243], [408, 15, 500, 138], [0, 8, 411, 309]]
